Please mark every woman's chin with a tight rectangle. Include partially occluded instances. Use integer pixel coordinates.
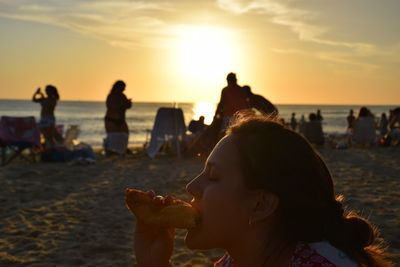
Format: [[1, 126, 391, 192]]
[[185, 227, 200, 249]]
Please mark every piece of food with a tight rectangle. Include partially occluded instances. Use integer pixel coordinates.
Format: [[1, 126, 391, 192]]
[[125, 188, 200, 229]]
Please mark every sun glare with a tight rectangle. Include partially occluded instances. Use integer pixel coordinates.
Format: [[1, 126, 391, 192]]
[[174, 26, 239, 86], [192, 101, 216, 125]]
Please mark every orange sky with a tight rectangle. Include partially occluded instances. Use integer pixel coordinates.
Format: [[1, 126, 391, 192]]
[[0, 0, 399, 105]]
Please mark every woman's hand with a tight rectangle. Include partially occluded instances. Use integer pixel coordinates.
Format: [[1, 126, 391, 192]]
[[134, 191, 175, 267]]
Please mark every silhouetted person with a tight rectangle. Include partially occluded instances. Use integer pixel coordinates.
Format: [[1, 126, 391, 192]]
[[188, 116, 206, 134], [105, 80, 132, 134], [347, 109, 355, 130], [389, 107, 400, 130], [352, 107, 376, 145], [316, 109, 323, 121], [214, 73, 248, 131], [303, 113, 325, 145], [358, 106, 374, 118], [299, 114, 305, 134], [32, 85, 60, 148], [387, 107, 400, 145], [242, 85, 278, 117], [379, 113, 388, 136], [290, 112, 297, 131]]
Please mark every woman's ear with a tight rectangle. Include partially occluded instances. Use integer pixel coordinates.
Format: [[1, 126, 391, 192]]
[[250, 192, 279, 224]]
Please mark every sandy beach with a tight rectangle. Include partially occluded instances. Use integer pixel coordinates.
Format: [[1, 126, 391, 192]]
[[0, 147, 399, 266]]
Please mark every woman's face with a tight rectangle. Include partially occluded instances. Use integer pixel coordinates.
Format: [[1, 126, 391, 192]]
[[185, 135, 255, 250]]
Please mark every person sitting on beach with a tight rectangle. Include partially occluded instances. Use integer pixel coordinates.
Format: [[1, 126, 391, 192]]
[[188, 116, 207, 135], [388, 107, 400, 145], [352, 107, 376, 146], [347, 109, 355, 130], [214, 73, 248, 132], [133, 116, 392, 267], [104, 80, 132, 155], [242, 85, 278, 117], [32, 85, 60, 149], [389, 107, 400, 130], [303, 113, 325, 145]]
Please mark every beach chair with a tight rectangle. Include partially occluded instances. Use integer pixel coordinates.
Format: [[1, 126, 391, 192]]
[[0, 116, 41, 166], [351, 117, 377, 146], [146, 107, 186, 158]]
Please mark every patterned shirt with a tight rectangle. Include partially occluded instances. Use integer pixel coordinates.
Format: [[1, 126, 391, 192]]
[[214, 242, 358, 267]]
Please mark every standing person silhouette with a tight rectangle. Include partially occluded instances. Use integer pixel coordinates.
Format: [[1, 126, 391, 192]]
[[32, 85, 60, 149], [379, 113, 389, 137], [105, 80, 132, 134], [347, 109, 355, 130], [104, 80, 132, 155], [316, 109, 323, 121], [290, 112, 297, 131], [214, 73, 248, 132]]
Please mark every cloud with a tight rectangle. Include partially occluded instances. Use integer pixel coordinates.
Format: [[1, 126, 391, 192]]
[[0, 0, 176, 49], [217, 0, 380, 67]]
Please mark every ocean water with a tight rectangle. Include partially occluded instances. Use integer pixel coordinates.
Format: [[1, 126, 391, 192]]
[[0, 100, 396, 147]]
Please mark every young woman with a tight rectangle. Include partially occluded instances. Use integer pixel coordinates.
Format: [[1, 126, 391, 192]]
[[104, 80, 132, 155], [134, 116, 392, 267], [104, 80, 132, 134], [32, 85, 60, 148]]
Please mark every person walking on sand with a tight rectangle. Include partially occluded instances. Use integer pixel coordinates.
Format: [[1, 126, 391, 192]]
[[104, 80, 132, 155], [214, 73, 248, 132], [32, 85, 60, 149], [131, 116, 393, 267]]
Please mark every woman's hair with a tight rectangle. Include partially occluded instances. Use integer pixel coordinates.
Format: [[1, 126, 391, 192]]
[[45, 85, 59, 100], [110, 80, 126, 94], [227, 116, 392, 267]]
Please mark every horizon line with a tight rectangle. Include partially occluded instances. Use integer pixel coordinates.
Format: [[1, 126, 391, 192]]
[[0, 98, 398, 107]]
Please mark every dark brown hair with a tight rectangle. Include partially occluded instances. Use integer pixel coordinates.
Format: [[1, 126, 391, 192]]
[[45, 85, 59, 100], [227, 116, 392, 267]]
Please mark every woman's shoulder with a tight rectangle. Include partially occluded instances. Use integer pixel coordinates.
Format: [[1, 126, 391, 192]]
[[291, 242, 358, 267]]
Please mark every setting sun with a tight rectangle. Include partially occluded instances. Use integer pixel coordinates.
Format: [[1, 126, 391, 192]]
[[173, 26, 240, 87]]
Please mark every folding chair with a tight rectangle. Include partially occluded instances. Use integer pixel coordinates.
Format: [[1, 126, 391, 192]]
[[0, 116, 41, 166]]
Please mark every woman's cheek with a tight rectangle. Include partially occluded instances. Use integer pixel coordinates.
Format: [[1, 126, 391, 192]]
[[202, 186, 236, 224]]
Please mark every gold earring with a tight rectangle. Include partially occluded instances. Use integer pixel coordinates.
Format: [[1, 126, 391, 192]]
[[248, 218, 252, 226]]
